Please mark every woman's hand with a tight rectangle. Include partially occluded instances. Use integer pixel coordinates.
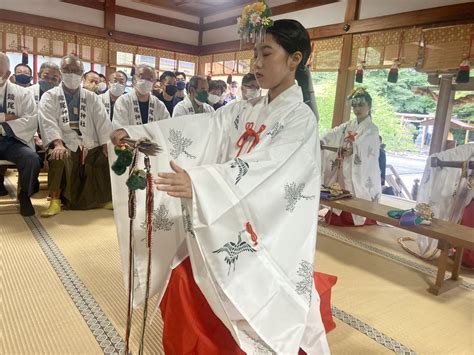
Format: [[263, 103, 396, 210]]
[[155, 161, 192, 199], [110, 129, 129, 146]]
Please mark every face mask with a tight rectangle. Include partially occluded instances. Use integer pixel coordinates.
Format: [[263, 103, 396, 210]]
[[39, 80, 57, 92], [245, 88, 260, 100], [109, 82, 125, 97], [176, 80, 186, 91], [135, 79, 153, 95], [208, 94, 220, 105], [230, 87, 238, 95], [15, 74, 31, 85], [98, 82, 107, 93], [62, 73, 82, 90], [195, 91, 209, 105], [165, 85, 178, 96]]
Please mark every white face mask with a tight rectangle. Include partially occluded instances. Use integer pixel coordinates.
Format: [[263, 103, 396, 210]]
[[245, 88, 260, 100], [62, 73, 82, 90], [98, 82, 107, 93], [109, 82, 126, 97], [208, 94, 220, 105], [135, 79, 153, 95]]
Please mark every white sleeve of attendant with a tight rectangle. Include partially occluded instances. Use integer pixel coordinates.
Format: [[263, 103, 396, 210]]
[[92, 95, 113, 145], [172, 102, 186, 118], [112, 95, 130, 129], [155, 98, 171, 120]]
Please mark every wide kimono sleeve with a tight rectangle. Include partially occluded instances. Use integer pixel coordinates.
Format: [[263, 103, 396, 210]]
[[5, 86, 38, 149], [90, 94, 113, 145], [38, 90, 62, 147], [320, 122, 348, 186], [184, 105, 324, 353], [171, 101, 188, 118], [153, 97, 171, 120], [112, 94, 132, 129]]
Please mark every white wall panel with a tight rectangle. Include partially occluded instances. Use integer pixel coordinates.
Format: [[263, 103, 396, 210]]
[[1, 0, 104, 27], [359, 0, 474, 19], [115, 15, 199, 46]]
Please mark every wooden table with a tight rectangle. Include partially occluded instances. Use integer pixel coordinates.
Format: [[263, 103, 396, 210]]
[[322, 197, 474, 295]]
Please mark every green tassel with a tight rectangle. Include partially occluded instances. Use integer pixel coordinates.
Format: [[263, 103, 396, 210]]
[[111, 145, 134, 175], [126, 169, 147, 191]]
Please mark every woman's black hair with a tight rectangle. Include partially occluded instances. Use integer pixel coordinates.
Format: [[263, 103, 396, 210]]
[[266, 19, 313, 108]]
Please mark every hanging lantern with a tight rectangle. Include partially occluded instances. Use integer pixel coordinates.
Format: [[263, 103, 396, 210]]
[[387, 59, 400, 83], [456, 57, 470, 84], [355, 63, 364, 83]]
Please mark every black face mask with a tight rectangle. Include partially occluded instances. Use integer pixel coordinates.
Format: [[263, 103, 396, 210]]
[[165, 85, 178, 96]]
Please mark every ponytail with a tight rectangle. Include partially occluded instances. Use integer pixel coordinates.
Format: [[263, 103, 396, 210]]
[[296, 65, 319, 120]]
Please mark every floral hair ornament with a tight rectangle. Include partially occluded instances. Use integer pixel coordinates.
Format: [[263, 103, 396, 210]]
[[348, 87, 371, 107], [237, 0, 273, 48]]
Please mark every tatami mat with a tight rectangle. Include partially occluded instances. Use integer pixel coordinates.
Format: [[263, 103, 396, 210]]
[[1, 172, 473, 354]]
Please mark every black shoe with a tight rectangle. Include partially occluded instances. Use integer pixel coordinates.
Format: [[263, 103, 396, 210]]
[[19, 192, 35, 217], [0, 183, 7, 196]]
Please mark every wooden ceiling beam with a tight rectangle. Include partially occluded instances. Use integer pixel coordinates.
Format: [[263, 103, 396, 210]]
[[104, 0, 116, 32], [61, 0, 104, 11], [202, 0, 337, 31], [115, 6, 200, 31]]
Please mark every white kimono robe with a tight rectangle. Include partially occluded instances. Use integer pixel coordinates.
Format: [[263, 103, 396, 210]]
[[417, 144, 474, 255], [39, 85, 112, 151], [110, 84, 329, 354], [26, 83, 41, 105], [321, 116, 381, 225], [172, 95, 215, 117], [1, 80, 37, 150], [112, 90, 170, 129]]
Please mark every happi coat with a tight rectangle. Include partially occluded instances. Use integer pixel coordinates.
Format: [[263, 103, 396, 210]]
[[417, 144, 474, 256], [1, 80, 37, 149], [112, 90, 170, 129], [110, 84, 330, 354], [39, 84, 112, 151], [321, 116, 381, 225], [172, 95, 215, 117]]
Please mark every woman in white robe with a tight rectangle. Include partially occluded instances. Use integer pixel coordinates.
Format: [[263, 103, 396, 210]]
[[321, 88, 381, 226], [110, 20, 331, 354]]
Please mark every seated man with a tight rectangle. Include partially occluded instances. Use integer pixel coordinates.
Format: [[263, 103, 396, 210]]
[[99, 70, 127, 121], [173, 75, 215, 117], [321, 88, 381, 226], [241, 73, 261, 101], [82, 70, 101, 94], [207, 79, 227, 110], [112, 64, 170, 129], [39, 54, 113, 217], [12, 63, 33, 88], [156, 71, 182, 116], [27, 62, 62, 106], [0, 53, 40, 216]]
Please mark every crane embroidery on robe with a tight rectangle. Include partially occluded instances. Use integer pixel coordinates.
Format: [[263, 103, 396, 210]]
[[168, 128, 196, 159], [266, 121, 284, 138], [213, 228, 257, 275], [284, 182, 315, 212], [296, 260, 313, 304], [141, 204, 174, 232], [230, 157, 249, 184], [181, 204, 196, 239]]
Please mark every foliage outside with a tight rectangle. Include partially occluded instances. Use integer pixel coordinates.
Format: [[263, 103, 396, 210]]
[[312, 69, 474, 151]]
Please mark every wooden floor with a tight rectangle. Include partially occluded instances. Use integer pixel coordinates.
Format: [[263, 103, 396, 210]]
[[1, 177, 473, 354]]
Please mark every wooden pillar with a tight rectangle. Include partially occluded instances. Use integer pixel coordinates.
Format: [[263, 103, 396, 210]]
[[429, 74, 455, 155], [104, 0, 115, 75], [332, 0, 360, 128]]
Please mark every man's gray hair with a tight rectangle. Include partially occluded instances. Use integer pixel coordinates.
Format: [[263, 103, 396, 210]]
[[60, 54, 84, 70], [136, 64, 156, 79], [0, 52, 11, 72], [39, 61, 60, 75]]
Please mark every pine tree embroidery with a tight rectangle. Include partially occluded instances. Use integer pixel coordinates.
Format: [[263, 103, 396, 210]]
[[367, 145, 374, 158], [371, 192, 381, 202], [230, 158, 249, 184], [266, 122, 284, 138], [296, 260, 313, 304], [242, 331, 276, 355], [213, 229, 257, 275], [141, 204, 174, 232], [168, 128, 196, 159], [284, 182, 315, 212]]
